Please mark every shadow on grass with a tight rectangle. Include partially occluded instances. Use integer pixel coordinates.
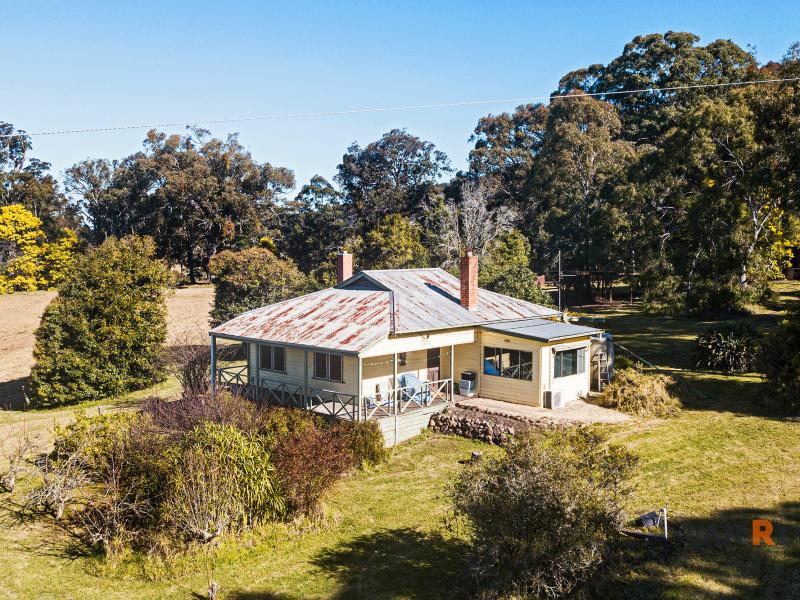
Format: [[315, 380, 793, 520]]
[[0, 377, 30, 410], [311, 527, 471, 599], [613, 501, 800, 599], [229, 528, 471, 600]]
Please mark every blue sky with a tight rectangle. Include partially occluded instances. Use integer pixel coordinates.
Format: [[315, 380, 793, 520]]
[[3, 0, 799, 192]]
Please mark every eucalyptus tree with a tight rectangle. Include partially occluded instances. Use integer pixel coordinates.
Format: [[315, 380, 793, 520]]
[[336, 128, 451, 232]]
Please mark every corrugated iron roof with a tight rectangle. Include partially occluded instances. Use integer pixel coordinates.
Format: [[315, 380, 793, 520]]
[[210, 289, 391, 353], [352, 269, 560, 332], [481, 318, 603, 342], [210, 268, 561, 353]]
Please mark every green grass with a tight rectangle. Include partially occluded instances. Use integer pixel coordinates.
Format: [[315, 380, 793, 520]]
[[2, 281, 799, 599], [0, 433, 488, 599]]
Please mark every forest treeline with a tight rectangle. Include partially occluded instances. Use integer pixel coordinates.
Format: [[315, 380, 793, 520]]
[[2, 32, 800, 313]]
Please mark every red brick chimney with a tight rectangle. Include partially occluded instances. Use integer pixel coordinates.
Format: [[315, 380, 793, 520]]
[[460, 250, 478, 310], [336, 251, 353, 284]]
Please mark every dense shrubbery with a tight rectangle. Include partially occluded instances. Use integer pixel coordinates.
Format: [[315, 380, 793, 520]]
[[0, 204, 78, 294], [597, 366, 682, 417], [209, 247, 313, 325], [28, 236, 171, 407], [693, 322, 761, 373], [759, 303, 800, 414], [449, 429, 637, 599], [25, 392, 387, 559]]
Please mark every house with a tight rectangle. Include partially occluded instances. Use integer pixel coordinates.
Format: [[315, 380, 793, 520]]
[[210, 251, 603, 445]]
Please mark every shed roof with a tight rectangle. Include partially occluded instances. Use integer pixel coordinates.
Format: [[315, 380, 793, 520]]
[[481, 318, 603, 342]]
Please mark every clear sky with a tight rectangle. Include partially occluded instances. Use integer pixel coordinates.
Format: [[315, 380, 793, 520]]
[[3, 0, 799, 191]]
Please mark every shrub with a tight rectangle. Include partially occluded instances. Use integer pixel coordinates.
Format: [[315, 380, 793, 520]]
[[488, 265, 555, 307], [597, 366, 682, 417], [170, 422, 282, 538], [259, 407, 354, 515], [28, 236, 171, 407], [142, 390, 265, 434], [0, 204, 78, 293], [209, 247, 313, 326], [758, 302, 800, 415], [693, 322, 761, 373], [449, 429, 637, 599], [331, 419, 388, 467], [270, 424, 353, 515]]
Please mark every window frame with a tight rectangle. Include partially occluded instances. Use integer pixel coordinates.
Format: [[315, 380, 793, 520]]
[[553, 347, 586, 379], [259, 344, 287, 374], [313, 351, 345, 383], [482, 345, 534, 382]]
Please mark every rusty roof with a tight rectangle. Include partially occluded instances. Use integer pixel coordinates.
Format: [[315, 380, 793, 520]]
[[210, 289, 392, 353], [350, 268, 560, 332], [210, 268, 560, 353]]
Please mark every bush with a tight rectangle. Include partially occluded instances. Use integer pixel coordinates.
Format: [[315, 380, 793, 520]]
[[759, 302, 800, 414], [597, 366, 682, 417], [28, 236, 171, 407], [693, 322, 761, 373], [0, 204, 78, 294], [209, 247, 313, 326], [449, 429, 637, 599], [331, 419, 388, 467], [170, 422, 282, 538], [260, 408, 353, 515], [29, 401, 365, 559]]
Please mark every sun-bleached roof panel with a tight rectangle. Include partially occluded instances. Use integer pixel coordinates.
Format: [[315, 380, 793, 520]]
[[210, 289, 391, 353]]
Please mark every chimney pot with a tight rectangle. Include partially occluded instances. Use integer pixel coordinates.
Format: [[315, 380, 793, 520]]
[[460, 250, 478, 310], [336, 251, 353, 284]]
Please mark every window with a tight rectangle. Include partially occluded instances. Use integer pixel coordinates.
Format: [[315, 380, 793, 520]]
[[554, 347, 586, 378], [259, 345, 286, 373], [483, 346, 534, 381], [398, 352, 407, 366], [314, 352, 344, 382]]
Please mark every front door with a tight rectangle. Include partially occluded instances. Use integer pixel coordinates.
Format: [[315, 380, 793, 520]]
[[426, 347, 441, 381]]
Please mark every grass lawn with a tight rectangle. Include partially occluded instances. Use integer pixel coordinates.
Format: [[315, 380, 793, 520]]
[[1, 281, 799, 599]]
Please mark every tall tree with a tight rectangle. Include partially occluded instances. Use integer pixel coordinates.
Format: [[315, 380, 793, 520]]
[[336, 129, 451, 231], [0, 122, 76, 235], [468, 103, 549, 208], [531, 95, 635, 272], [556, 32, 757, 142], [65, 128, 295, 282], [280, 175, 352, 273]]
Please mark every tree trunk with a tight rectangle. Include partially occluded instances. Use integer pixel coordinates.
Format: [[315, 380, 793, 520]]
[[187, 242, 196, 284]]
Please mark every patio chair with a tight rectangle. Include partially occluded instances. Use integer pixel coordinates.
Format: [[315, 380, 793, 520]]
[[398, 373, 432, 407]]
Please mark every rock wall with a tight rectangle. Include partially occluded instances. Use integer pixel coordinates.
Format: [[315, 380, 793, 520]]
[[429, 404, 579, 445]]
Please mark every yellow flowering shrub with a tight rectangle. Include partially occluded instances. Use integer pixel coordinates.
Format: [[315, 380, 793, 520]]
[[0, 204, 77, 293]]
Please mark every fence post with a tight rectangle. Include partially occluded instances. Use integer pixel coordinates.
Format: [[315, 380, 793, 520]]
[[356, 355, 362, 422], [209, 334, 217, 395]]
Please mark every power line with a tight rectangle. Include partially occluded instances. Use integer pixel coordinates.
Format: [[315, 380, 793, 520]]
[[2, 76, 799, 139]]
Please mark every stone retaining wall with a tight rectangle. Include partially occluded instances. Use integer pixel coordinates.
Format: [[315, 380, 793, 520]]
[[429, 404, 580, 445]]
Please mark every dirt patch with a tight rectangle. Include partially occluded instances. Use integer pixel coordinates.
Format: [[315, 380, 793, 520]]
[[0, 286, 213, 406]]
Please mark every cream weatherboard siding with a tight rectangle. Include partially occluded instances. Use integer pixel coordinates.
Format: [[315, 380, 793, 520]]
[[477, 329, 542, 406], [246, 342, 359, 397], [539, 338, 593, 403], [243, 330, 594, 410]]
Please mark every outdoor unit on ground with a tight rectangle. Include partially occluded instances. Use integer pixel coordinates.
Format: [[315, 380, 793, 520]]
[[543, 390, 563, 409]]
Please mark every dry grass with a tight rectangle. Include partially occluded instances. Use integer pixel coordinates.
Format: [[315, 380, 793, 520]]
[[0, 286, 213, 408], [0, 286, 212, 467]]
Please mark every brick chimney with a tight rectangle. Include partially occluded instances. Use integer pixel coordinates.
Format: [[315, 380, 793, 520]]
[[460, 250, 478, 310], [336, 251, 353, 284]]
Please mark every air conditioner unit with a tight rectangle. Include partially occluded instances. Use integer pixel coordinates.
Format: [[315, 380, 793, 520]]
[[543, 391, 564, 409]]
